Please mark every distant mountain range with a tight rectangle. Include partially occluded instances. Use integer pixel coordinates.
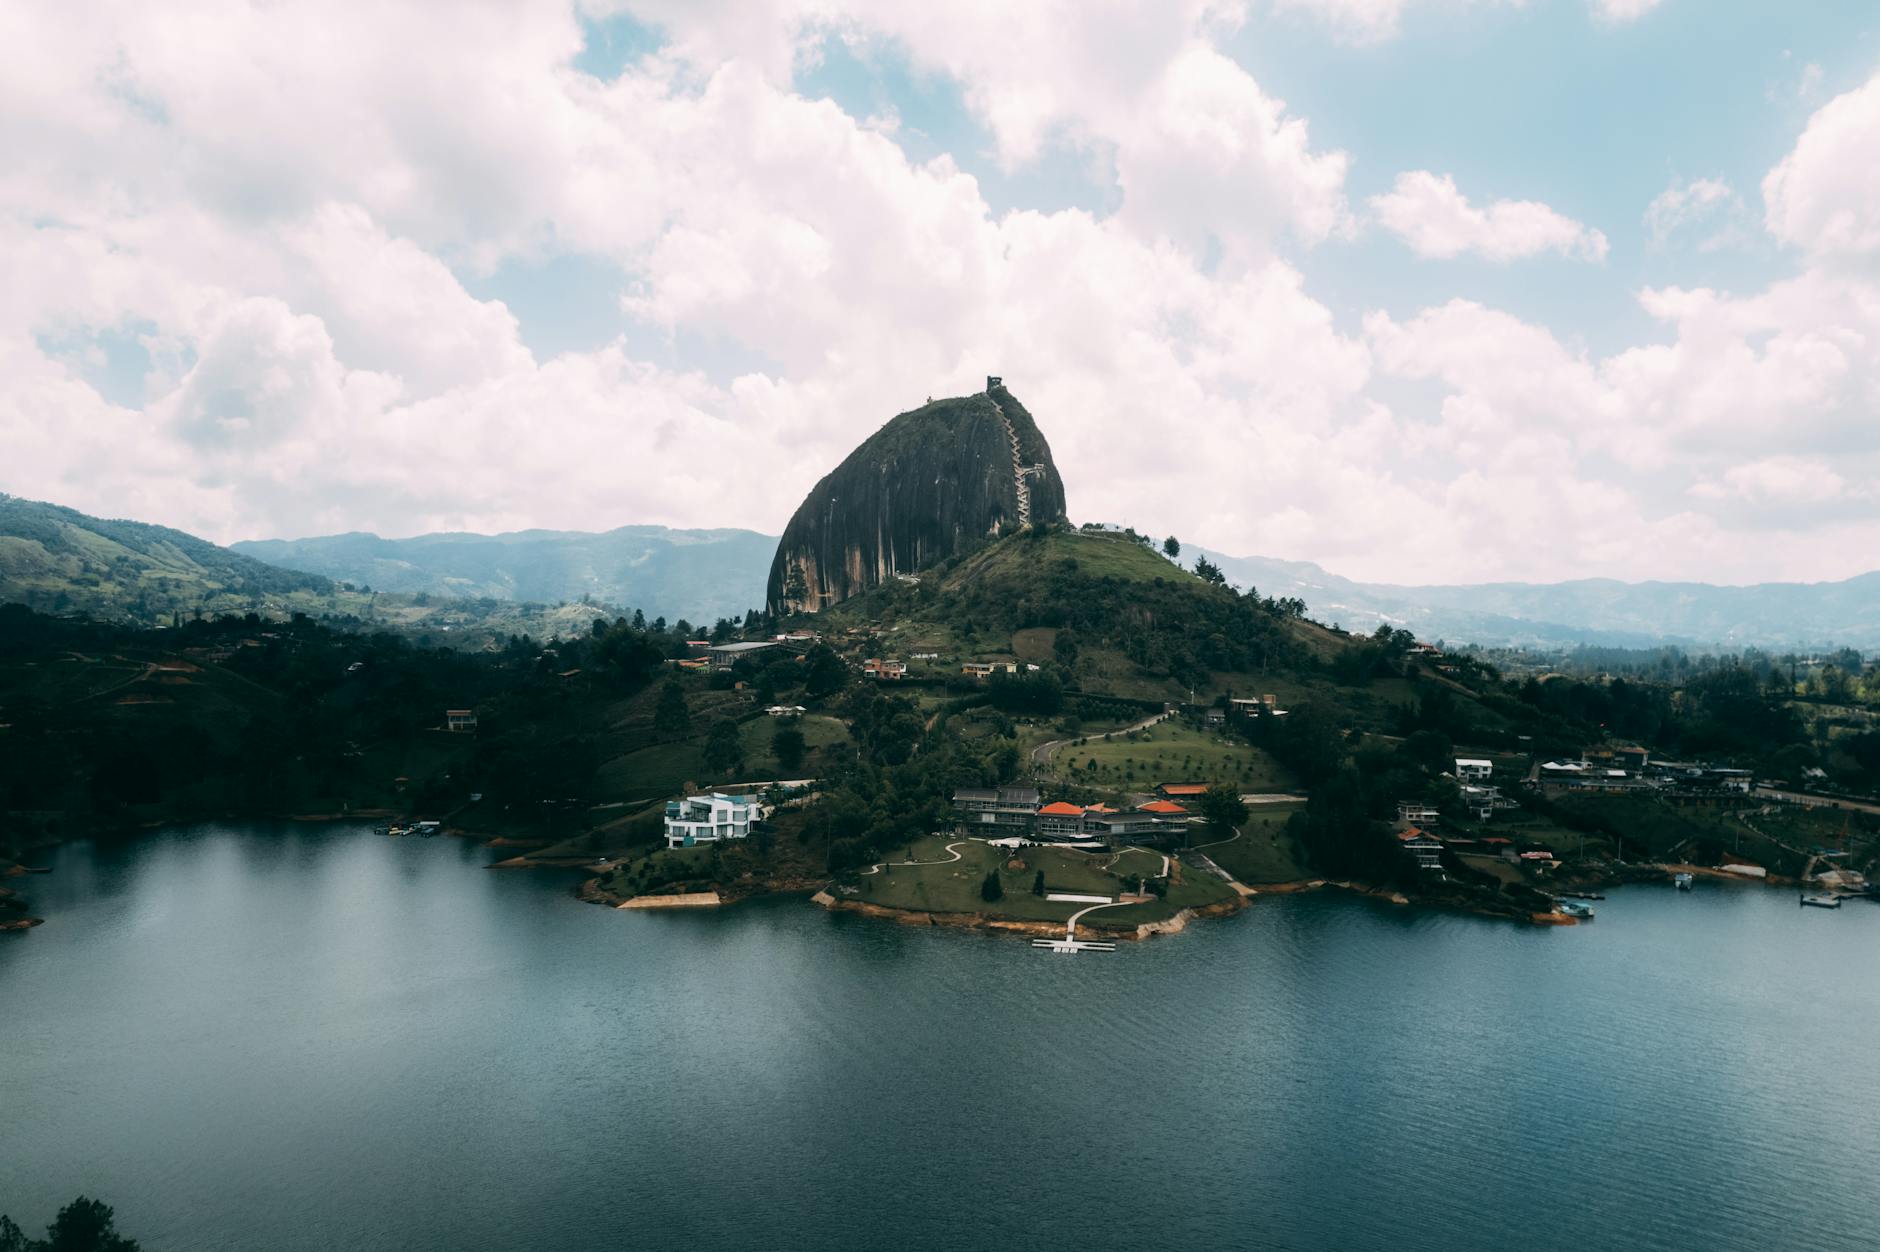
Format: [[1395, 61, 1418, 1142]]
[[6, 490, 1873, 650], [1195, 549, 1880, 651], [233, 526, 776, 626]]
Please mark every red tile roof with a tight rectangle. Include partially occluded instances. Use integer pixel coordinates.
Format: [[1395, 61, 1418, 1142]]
[[1158, 783, 1209, 796], [1038, 802, 1085, 816], [1139, 800, 1187, 815]]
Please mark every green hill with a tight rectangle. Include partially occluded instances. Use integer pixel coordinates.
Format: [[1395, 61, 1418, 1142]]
[[0, 495, 638, 645], [0, 494, 335, 619]]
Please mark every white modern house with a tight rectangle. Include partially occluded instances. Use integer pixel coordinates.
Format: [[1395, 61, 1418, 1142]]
[[1455, 757, 1493, 783], [664, 793, 767, 848]]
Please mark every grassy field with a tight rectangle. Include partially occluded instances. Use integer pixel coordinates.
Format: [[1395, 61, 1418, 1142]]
[[1051, 720, 1294, 792], [848, 833, 1229, 925], [1194, 803, 1311, 883]]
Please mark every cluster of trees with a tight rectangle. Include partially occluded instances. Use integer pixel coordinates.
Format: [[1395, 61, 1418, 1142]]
[[0, 1197, 140, 1252]]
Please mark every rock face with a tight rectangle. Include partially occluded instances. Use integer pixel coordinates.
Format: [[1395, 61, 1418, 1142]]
[[766, 381, 1068, 615]]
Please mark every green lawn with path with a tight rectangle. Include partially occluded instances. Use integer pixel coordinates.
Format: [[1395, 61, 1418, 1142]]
[[849, 834, 1224, 926], [1052, 720, 1294, 791], [1196, 805, 1312, 884]]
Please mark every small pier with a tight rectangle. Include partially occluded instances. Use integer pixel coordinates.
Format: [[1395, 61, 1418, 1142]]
[[1032, 937, 1118, 953]]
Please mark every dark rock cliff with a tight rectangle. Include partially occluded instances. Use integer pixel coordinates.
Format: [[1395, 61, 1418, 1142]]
[[766, 381, 1068, 615]]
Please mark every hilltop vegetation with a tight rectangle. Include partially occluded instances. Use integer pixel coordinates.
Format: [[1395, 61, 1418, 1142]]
[[0, 494, 332, 616]]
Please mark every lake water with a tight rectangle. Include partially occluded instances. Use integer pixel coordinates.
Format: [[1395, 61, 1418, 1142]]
[[3, 822, 1878, 1252]]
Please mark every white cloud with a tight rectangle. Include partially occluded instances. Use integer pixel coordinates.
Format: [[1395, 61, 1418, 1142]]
[[1644, 177, 1738, 248], [1764, 74, 1880, 257], [1590, 0, 1663, 25], [4, 3, 1880, 589], [1370, 171, 1609, 263], [1269, 0, 1528, 45]]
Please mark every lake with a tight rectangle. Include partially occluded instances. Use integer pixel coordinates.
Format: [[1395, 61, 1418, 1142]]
[[3, 822, 1878, 1251]]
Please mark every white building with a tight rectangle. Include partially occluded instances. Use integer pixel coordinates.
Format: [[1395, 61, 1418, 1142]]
[[1455, 757, 1493, 783], [664, 793, 767, 848]]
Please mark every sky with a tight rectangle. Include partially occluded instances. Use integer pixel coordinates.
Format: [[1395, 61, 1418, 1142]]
[[6, 0, 1880, 586]]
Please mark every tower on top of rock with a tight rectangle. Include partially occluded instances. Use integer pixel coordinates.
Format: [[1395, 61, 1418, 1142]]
[[986, 375, 1002, 391]]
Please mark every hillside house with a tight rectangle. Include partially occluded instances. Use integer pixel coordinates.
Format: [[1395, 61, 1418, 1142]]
[[961, 661, 1019, 679], [707, 641, 777, 669], [1396, 801, 1441, 827], [765, 704, 806, 718], [862, 658, 907, 680], [1455, 757, 1493, 783], [1083, 805, 1190, 844], [1398, 827, 1444, 871], [1156, 783, 1210, 803], [952, 786, 1041, 832], [445, 709, 477, 733], [664, 793, 767, 848]]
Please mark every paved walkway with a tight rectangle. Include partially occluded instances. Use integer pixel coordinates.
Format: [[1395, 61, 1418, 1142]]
[[1066, 897, 1139, 941], [858, 841, 970, 876]]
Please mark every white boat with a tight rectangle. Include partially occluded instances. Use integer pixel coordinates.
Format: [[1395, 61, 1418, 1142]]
[[1674, 872, 1694, 891]]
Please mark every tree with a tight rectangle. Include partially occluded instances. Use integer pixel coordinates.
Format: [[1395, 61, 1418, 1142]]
[[1053, 627, 1079, 668], [653, 679, 691, 741], [773, 724, 806, 772], [782, 564, 809, 608], [1032, 869, 1046, 896], [980, 869, 1004, 902], [1197, 784, 1248, 843], [703, 719, 744, 773], [1163, 535, 1181, 559], [1192, 555, 1227, 586], [803, 644, 848, 698], [0, 1198, 142, 1252]]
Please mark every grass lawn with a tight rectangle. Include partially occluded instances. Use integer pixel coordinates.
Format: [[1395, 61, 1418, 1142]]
[[851, 836, 1206, 924], [1052, 720, 1294, 792], [736, 712, 847, 776], [596, 843, 722, 896], [1197, 806, 1311, 883]]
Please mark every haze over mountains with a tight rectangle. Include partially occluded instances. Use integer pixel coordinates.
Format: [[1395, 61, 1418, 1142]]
[[234, 526, 775, 625], [5, 491, 1878, 650], [1193, 550, 1880, 651]]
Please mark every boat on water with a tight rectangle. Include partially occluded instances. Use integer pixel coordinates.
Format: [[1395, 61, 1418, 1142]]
[[1800, 894, 1843, 909], [1673, 872, 1694, 891], [1557, 900, 1595, 920], [383, 824, 414, 837]]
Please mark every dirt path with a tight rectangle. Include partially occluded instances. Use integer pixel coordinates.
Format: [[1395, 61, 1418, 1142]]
[[1030, 708, 1170, 776]]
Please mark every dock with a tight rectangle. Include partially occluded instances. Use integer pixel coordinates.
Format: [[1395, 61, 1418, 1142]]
[[1031, 937, 1118, 953]]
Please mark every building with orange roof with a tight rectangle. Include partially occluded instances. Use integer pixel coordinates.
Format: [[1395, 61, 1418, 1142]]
[[1036, 801, 1087, 839], [1398, 826, 1443, 871]]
